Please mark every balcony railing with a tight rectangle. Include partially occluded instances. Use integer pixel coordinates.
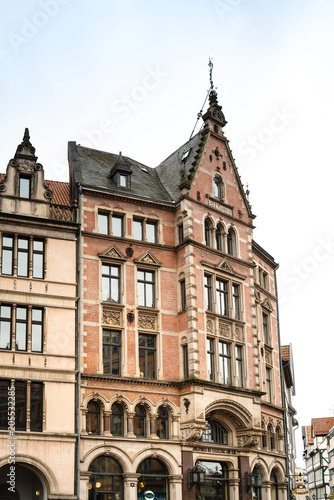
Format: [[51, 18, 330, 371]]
[[49, 204, 76, 222]]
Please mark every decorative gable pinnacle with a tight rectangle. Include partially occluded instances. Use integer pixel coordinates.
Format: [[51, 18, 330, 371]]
[[202, 90, 227, 128], [15, 128, 37, 160]]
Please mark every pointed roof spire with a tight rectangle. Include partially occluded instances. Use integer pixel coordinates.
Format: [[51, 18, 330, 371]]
[[15, 127, 37, 160], [202, 59, 227, 128]]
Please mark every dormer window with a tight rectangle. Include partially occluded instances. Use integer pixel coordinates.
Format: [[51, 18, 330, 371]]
[[19, 175, 31, 199], [110, 152, 132, 189]]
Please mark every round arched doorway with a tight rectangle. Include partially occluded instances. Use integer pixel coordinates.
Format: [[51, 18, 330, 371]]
[[137, 458, 169, 499], [0, 463, 45, 499], [88, 456, 123, 500]]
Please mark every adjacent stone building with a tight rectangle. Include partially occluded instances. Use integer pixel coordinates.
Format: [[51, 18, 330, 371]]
[[0, 130, 78, 499], [68, 89, 289, 500]]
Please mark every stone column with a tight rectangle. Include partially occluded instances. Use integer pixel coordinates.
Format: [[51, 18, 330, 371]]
[[172, 416, 179, 439], [103, 410, 111, 435], [229, 468, 240, 500], [123, 473, 140, 500], [182, 450, 196, 500], [127, 412, 135, 437], [80, 471, 91, 500], [150, 415, 158, 439], [169, 475, 183, 500], [238, 456, 252, 500], [262, 481, 271, 500]]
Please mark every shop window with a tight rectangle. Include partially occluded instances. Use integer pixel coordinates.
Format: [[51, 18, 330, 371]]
[[88, 456, 123, 500], [137, 458, 169, 499], [195, 460, 229, 499]]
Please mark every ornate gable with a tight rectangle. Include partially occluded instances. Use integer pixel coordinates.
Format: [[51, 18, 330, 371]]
[[261, 297, 274, 312], [99, 244, 127, 261], [134, 250, 162, 267], [217, 258, 235, 275]]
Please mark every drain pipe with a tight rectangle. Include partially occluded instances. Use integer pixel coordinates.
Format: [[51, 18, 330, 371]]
[[274, 266, 290, 500], [76, 182, 82, 499]]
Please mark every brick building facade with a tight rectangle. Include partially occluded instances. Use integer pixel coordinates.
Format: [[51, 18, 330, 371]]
[[69, 89, 288, 500]]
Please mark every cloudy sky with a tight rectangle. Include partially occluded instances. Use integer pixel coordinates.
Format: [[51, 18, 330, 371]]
[[2, 0, 334, 465]]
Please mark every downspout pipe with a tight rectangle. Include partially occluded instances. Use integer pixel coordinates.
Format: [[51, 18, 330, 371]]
[[76, 182, 82, 499], [274, 266, 290, 500]]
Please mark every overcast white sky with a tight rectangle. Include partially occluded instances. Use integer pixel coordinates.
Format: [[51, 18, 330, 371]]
[[2, 0, 334, 466]]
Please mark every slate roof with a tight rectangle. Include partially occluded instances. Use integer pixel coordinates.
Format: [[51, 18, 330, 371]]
[[73, 145, 175, 204], [312, 417, 334, 436], [155, 132, 204, 201]]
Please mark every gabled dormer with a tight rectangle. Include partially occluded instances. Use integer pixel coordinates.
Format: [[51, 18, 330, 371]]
[[0, 129, 53, 218], [110, 152, 133, 189]]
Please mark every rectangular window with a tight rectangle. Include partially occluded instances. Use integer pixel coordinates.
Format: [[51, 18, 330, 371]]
[[266, 367, 272, 403], [0, 380, 43, 432], [102, 265, 120, 303], [235, 345, 243, 387], [137, 270, 155, 308], [219, 341, 231, 385], [262, 312, 268, 344], [183, 344, 189, 380], [30, 382, 43, 432], [32, 240, 44, 279], [178, 224, 184, 244], [16, 306, 27, 351], [232, 284, 240, 320], [133, 219, 143, 240], [15, 381, 27, 431], [119, 174, 127, 187], [206, 338, 215, 381], [2, 236, 14, 275], [0, 305, 12, 350], [204, 274, 212, 311], [98, 212, 109, 234], [0, 380, 10, 429], [146, 221, 157, 243], [180, 280, 186, 311], [103, 330, 121, 376], [31, 308, 43, 352], [139, 334, 156, 379], [17, 238, 29, 277], [112, 215, 123, 237], [19, 176, 31, 199], [216, 278, 228, 316]]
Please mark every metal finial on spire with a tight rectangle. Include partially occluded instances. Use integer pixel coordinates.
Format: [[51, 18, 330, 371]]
[[246, 183, 250, 201], [209, 58, 214, 92]]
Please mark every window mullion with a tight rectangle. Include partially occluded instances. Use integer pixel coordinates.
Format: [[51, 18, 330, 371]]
[[27, 306, 32, 352], [26, 381, 31, 432], [13, 235, 18, 276], [11, 304, 16, 352], [29, 236, 33, 278]]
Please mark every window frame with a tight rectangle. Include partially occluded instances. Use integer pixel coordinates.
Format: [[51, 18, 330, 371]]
[[182, 343, 189, 380], [204, 274, 213, 311], [178, 223, 184, 244], [219, 341, 232, 385], [1, 235, 45, 279], [86, 401, 101, 435], [134, 404, 147, 438], [102, 264, 121, 303], [111, 402, 124, 436], [200, 420, 228, 445], [98, 212, 109, 235], [216, 278, 229, 316], [206, 338, 215, 381], [139, 333, 156, 379], [266, 367, 272, 403], [262, 312, 269, 345], [180, 279, 186, 311], [133, 218, 158, 244], [19, 175, 31, 199], [156, 406, 169, 439], [0, 304, 44, 353], [137, 269, 155, 308], [103, 329, 122, 376], [0, 379, 43, 432]]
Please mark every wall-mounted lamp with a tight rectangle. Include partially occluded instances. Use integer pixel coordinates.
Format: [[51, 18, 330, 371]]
[[245, 471, 263, 491], [188, 466, 206, 490]]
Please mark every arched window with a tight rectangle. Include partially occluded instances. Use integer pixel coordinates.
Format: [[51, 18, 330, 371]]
[[88, 456, 123, 500], [110, 402, 124, 436], [137, 458, 169, 498], [134, 404, 146, 437], [200, 419, 228, 445], [205, 219, 212, 246], [252, 465, 263, 500], [227, 228, 236, 256], [196, 461, 229, 499], [214, 177, 222, 199], [216, 224, 223, 251], [86, 401, 100, 435], [270, 471, 279, 500], [156, 406, 169, 439], [268, 424, 275, 450]]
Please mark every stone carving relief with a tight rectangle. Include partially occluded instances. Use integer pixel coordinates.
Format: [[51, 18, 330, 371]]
[[138, 311, 158, 331], [180, 423, 205, 442], [207, 318, 214, 334], [102, 306, 122, 326], [234, 327, 243, 341], [218, 320, 231, 338], [237, 432, 259, 448]]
